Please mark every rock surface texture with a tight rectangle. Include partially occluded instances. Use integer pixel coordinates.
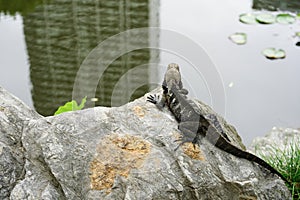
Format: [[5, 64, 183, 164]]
[[0, 86, 291, 200], [249, 127, 300, 156]]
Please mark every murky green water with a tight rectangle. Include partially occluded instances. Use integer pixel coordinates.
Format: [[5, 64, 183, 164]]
[[1, 0, 159, 115], [0, 0, 299, 145]]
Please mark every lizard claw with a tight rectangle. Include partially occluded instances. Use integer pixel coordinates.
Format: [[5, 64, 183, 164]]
[[147, 94, 158, 104], [173, 137, 191, 151], [147, 94, 166, 109], [174, 134, 200, 151]]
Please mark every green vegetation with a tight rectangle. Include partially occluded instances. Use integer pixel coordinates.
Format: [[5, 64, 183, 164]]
[[0, 0, 43, 16], [239, 12, 297, 25], [228, 32, 247, 45], [255, 140, 300, 199], [256, 13, 276, 24], [276, 13, 296, 24], [239, 13, 258, 24], [262, 48, 286, 60], [234, 11, 299, 59], [54, 96, 87, 115]]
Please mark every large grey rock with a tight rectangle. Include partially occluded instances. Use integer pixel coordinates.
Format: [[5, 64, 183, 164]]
[[0, 87, 41, 200], [0, 86, 291, 199]]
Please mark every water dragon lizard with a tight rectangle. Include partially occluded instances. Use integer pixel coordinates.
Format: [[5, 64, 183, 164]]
[[147, 63, 289, 184]]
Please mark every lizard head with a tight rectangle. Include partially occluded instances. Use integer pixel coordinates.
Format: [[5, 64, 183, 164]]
[[167, 63, 180, 71]]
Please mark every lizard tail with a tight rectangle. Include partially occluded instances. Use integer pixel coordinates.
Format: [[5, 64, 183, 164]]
[[214, 137, 290, 185]]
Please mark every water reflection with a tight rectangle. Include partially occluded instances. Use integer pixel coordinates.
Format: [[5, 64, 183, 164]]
[[253, 0, 300, 12], [0, 0, 42, 16], [22, 0, 159, 116]]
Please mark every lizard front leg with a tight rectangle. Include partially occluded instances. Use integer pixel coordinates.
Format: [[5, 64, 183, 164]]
[[147, 93, 166, 109]]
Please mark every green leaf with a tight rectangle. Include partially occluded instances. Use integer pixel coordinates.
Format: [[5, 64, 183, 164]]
[[78, 96, 87, 110], [239, 13, 258, 24], [262, 48, 286, 59], [229, 32, 247, 45], [54, 96, 87, 115], [256, 13, 276, 24], [276, 13, 296, 24]]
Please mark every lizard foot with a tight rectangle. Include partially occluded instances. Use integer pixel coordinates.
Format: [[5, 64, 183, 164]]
[[174, 136, 198, 151], [147, 94, 166, 109], [146, 94, 158, 104]]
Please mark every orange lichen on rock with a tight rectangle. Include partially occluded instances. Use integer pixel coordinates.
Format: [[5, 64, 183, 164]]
[[89, 134, 151, 191], [182, 142, 206, 161], [132, 106, 145, 118], [90, 161, 116, 191]]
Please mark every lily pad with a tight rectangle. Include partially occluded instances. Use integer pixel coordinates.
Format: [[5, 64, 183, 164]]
[[239, 13, 258, 24], [262, 48, 286, 59], [229, 33, 247, 45], [276, 13, 296, 24], [256, 13, 276, 24]]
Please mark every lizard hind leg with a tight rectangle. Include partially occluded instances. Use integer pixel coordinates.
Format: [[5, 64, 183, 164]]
[[174, 136, 197, 151], [174, 132, 200, 151], [174, 122, 201, 151]]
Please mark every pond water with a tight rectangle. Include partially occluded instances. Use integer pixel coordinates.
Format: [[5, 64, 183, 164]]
[[0, 0, 299, 146]]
